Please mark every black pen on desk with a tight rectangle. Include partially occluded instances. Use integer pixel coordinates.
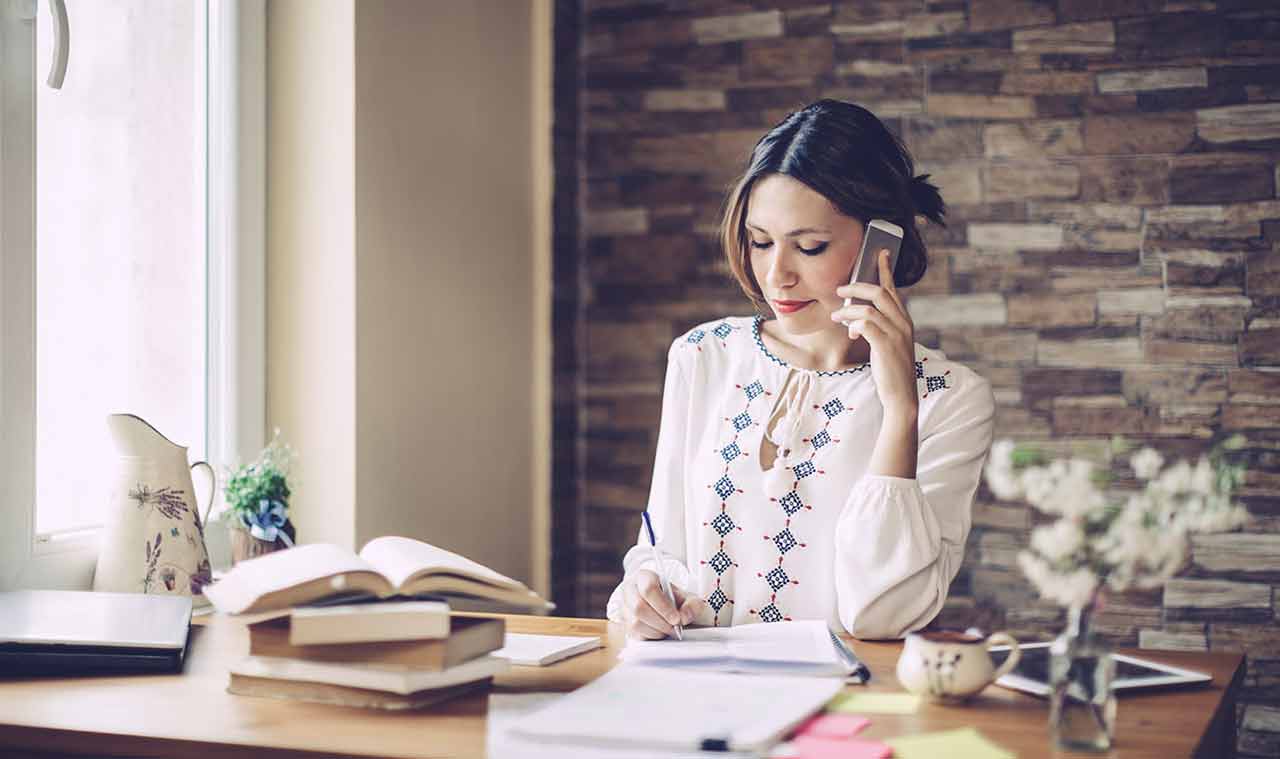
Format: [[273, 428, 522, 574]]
[[641, 510, 684, 641]]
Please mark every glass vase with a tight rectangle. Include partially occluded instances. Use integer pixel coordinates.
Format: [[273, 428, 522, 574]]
[[1049, 600, 1116, 752]]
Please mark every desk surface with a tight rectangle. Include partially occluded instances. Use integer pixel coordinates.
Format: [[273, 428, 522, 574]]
[[0, 614, 1243, 759]]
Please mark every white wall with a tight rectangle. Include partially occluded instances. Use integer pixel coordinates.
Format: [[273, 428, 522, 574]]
[[266, 0, 357, 550], [266, 0, 545, 590], [352, 0, 536, 584]]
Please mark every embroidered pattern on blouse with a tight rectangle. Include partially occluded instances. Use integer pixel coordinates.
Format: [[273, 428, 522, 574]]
[[750, 395, 852, 623], [751, 315, 869, 377], [700, 378, 772, 626], [686, 320, 741, 352], [916, 356, 953, 399]]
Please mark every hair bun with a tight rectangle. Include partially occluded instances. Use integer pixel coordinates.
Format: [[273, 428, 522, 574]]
[[908, 173, 946, 227]]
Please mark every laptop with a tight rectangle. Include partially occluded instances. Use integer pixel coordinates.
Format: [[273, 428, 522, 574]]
[[0, 590, 192, 676]]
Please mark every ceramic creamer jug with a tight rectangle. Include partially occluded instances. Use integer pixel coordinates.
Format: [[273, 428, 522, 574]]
[[93, 414, 214, 600], [896, 629, 1022, 703]]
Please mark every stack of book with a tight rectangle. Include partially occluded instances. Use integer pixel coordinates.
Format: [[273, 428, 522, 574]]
[[229, 600, 508, 709], [205, 536, 554, 710]]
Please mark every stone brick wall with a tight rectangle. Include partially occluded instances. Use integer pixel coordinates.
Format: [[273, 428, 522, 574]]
[[551, 1, 1279, 752]]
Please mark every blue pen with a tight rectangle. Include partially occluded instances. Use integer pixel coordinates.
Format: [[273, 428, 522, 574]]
[[641, 511, 683, 640]]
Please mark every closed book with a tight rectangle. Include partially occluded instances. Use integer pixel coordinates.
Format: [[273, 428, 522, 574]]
[[289, 600, 450, 645], [227, 673, 493, 711], [228, 652, 510, 695], [248, 614, 505, 669], [204, 536, 552, 615]]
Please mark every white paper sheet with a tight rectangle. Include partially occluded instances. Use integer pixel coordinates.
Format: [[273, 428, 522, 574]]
[[505, 666, 842, 753], [493, 633, 602, 666], [618, 620, 847, 676]]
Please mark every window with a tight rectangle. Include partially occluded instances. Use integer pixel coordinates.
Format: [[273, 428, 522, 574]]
[[35, 0, 208, 537], [0, 0, 263, 589]]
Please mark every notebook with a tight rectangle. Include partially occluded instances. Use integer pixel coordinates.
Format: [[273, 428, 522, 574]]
[[618, 619, 854, 677], [506, 666, 843, 753], [494, 633, 602, 666], [0, 590, 191, 675]]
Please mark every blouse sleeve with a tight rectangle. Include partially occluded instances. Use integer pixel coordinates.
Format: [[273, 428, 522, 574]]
[[833, 371, 995, 639], [606, 340, 695, 623]]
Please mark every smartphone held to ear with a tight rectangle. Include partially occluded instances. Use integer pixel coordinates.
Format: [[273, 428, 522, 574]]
[[843, 219, 904, 309]]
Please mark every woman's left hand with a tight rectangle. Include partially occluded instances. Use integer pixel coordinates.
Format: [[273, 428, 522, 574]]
[[831, 249, 919, 417]]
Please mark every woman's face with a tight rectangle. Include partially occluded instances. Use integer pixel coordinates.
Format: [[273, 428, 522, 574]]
[[746, 173, 864, 336]]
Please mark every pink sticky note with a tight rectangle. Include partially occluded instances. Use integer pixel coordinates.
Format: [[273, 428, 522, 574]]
[[793, 736, 893, 759], [794, 713, 871, 739]]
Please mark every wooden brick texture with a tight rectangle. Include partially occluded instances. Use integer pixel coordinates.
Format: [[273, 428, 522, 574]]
[[555, 2, 1280, 752]]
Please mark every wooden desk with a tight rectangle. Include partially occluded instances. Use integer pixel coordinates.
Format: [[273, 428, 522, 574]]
[[0, 614, 1243, 758]]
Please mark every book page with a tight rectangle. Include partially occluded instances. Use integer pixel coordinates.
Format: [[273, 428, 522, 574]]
[[359, 536, 527, 592], [204, 544, 383, 614]]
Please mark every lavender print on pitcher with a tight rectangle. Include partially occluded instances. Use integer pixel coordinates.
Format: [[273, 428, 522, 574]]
[[93, 414, 214, 602]]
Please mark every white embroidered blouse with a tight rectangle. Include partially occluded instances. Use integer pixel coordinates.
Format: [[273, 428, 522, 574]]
[[605, 315, 996, 639]]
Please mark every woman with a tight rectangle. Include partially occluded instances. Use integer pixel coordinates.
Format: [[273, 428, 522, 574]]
[[605, 99, 995, 640]]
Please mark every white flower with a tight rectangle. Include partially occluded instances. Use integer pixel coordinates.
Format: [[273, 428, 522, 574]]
[[991, 439, 1016, 467], [1190, 457, 1215, 496], [1028, 458, 1103, 518], [1019, 552, 1098, 607], [1030, 519, 1084, 563], [1130, 447, 1164, 480], [984, 440, 1023, 500], [1020, 467, 1056, 510], [1008, 439, 1250, 607], [1099, 500, 1147, 565], [987, 470, 1022, 501], [1184, 501, 1250, 533], [1156, 460, 1194, 495]]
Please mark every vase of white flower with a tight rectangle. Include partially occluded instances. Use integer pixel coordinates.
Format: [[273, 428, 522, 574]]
[[1049, 594, 1116, 751], [984, 434, 1249, 753]]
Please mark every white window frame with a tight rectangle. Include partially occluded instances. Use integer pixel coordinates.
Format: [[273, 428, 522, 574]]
[[0, 0, 264, 591]]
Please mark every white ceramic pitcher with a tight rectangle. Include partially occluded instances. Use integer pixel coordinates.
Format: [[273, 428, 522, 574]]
[[93, 414, 214, 599]]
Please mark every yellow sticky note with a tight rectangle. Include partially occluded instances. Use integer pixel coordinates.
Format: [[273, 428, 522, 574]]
[[826, 691, 921, 715], [886, 727, 1016, 759]]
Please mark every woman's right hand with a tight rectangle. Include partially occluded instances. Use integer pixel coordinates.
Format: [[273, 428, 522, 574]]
[[621, 569, 706, 639]]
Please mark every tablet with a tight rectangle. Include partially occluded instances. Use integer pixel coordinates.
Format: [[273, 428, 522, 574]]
[[988, 642, 1211, 697]]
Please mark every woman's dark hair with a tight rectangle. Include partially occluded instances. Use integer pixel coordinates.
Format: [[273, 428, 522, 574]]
[[721, 99, 945, 310]]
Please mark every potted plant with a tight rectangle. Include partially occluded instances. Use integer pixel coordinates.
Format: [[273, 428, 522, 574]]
[[223, 429, 297, 563]]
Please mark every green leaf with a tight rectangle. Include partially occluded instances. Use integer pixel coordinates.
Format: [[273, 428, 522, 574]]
[[1011, 447, 1047, 468]]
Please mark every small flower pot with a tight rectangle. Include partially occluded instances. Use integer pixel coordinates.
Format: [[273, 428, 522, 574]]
[[228, 521, 295, 565]]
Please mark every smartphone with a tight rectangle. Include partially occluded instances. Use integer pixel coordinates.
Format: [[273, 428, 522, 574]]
[[843, 219, 905, 309]]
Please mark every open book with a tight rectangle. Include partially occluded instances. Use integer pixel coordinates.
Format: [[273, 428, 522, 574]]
[[204, 536, 551, 614]]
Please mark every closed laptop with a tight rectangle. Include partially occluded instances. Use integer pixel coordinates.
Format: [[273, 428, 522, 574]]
[[0, 590, 191, 675]]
